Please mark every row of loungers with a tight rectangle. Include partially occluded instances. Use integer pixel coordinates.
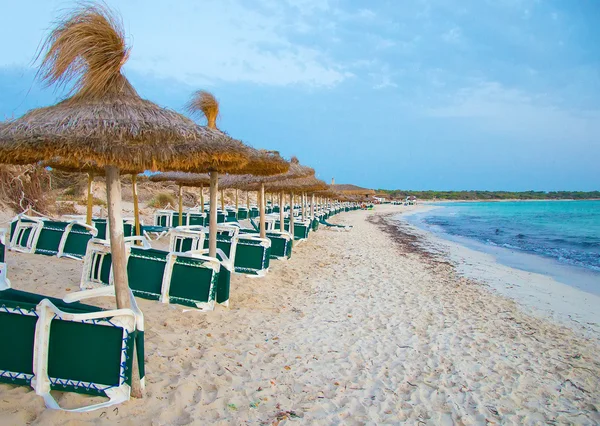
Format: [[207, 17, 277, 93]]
[[0, 203, 359, 411]]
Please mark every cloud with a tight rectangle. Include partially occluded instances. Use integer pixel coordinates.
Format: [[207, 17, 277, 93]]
[[0, 0, 350, 88], [442, 26, 463, 44], [426, 81, 600, 141]]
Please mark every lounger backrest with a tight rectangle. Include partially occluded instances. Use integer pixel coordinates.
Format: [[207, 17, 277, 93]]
[[127, 247, 169, 300], [187, 213, 206, 226], [81, 239, 224, 310], [169, 228, 205, 253], [154, 210, 174, 228], [165, 252, 220, 310], [234, 235, 271, 276], [59, 223, 98, 260], [34, 221, 70, 256], [92, 219, 108, 239]]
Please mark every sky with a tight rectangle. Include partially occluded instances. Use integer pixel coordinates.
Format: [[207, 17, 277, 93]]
[[1, 0, 599, 191]]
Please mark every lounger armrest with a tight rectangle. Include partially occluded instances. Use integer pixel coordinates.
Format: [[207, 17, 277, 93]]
[[237, 234, 271, 248], [69, 221, 99, 237], [64, 287, 144, 329], [124, 236, 151, 248]]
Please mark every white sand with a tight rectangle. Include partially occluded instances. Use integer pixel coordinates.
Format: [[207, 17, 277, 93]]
[[0, 205, 599, 425]]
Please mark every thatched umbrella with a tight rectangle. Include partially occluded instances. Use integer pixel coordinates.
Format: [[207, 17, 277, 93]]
[[218, 157, 314, 236], [240, 175, 327, 236], [186, 91, 288, 251], [330, 184, 375, 198], [0, 3, 254, 330], [149, 171, 211, 224]]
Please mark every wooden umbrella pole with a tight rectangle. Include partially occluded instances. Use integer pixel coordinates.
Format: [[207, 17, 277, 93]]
[[311, 193, 315, 220], [235, 189, 238, 211], [259, 183, 266, 238], [221, 188, 225, 211], [178, 184, 183, 226], [279, 191, 285, 232], [200, 184, 204, 213], [86, 173, 94, 225], [302, 192, 306, 221], [209, 172, 218, 258], [105, 166, 131, 308], [247, 191, 250, 210], [132, 174, 141, 239], [289, 191, 295, 237], [106, 167, 142, 398]]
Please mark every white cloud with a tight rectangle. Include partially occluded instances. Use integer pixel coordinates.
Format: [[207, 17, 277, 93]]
[[121, 0, 352, 87], [442, 26, 462, 44], [426, 81, 600, 141], [0, 0, 350, 88]]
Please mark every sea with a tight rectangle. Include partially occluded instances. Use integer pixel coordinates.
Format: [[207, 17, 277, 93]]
[[403, 200, 600, 295]]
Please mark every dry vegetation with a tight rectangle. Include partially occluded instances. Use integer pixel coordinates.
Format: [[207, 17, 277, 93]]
[[0, 165, 51, 214]]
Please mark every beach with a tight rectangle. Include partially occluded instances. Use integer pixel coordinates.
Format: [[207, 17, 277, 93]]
[[1, 204, 599, 425]]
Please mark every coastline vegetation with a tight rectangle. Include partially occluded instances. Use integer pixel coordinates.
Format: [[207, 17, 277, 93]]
[[376, 189, 600, 200]]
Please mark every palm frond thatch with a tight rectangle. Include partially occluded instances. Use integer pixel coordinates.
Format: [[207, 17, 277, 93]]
[[148, 171, 211, 187], [187, 90, 219, 129], [330, 184, 376, 195], [37, 3, 129, 99], [42, 158, 141, 176], [217, 156, 313, 188], [233, 175, 327, 193]]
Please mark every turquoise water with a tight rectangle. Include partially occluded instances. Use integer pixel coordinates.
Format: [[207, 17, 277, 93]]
[[405, 201, 600, 291]]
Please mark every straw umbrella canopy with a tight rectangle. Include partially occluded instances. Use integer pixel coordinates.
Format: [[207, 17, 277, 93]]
[[0, 3, 256, 327], [234, 175, 327, 235], [330, 184, 376, 197], [217, 158, 315, 237], [186, 91, 289, 249]]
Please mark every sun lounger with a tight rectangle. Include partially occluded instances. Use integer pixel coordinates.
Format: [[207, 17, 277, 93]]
[[81, 237, 223, 311], [201, 225, 271, 277], [236, 207, 249, 220], [0, 284, 144, 412], [10, 215, 98, 260], [319, 217, 352, 231], [238, 228, 292, 260], [226, 209, 238, 222], [274, 218, 311, 241]]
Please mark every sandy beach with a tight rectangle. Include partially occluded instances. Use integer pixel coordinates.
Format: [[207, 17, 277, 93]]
[[1, 204, 599, 425]]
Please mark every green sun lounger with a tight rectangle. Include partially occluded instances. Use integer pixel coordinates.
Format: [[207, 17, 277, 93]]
[[274, 219, 311, 241], [10, 215, 98, 260], [0, 285, 144, 412], [199, 225, 271, 277], [236, 207, 249, 220], [81, 237, 223, 311], [226, 210, 238, 222], [319, 217, 352, 230], [239, 228, 292, 260]]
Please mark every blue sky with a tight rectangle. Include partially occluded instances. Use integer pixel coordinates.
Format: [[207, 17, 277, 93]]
[[1, 0, 599, 190]]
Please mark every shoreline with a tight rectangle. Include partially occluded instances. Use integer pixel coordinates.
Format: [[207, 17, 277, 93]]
[[388, 205, 600, 338]]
